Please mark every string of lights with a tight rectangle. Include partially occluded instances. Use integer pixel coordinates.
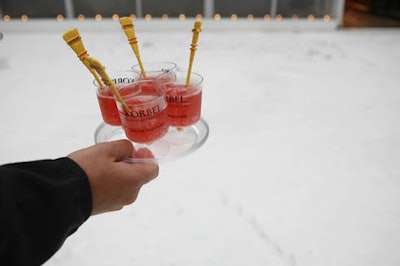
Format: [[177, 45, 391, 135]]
[[2, 13, 332, 23]]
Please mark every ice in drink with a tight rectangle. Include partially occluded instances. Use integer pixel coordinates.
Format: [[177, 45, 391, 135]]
[[116, 81, 168, 143], [131, 62, 177, 98], [165, 84, 202, 127]]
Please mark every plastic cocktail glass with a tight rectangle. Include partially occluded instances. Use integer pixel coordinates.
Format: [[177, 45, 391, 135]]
[[132, 62, 177, 98], [94, 70, 141, 126], [115, 80, 169, 144], [131, 61, 177, 81], [161, 71, 203, 128]]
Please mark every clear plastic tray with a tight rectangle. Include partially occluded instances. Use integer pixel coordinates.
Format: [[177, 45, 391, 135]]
[[94, 118, 209, 163]]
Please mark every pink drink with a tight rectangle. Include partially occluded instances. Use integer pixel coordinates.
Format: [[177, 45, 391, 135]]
[[165, 84, 202, 127], [162, 71, 203, 127], [96, 89, 121, 126], [94, 71, 141, 126], [117, 82, 168, 144]]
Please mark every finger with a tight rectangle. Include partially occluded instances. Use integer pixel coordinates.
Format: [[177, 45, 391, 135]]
[[118, 162, 159, 185], [123, 185, 141, 205], [104, 140, 134, 162], [135, 163, 159, 184], [132, 148, 155, 159]]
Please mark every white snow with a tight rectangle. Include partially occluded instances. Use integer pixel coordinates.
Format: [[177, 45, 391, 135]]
[[1, 19, 400, 266]]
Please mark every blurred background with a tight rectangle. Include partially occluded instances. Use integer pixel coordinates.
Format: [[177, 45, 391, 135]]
[[0, 0, 399, 28]]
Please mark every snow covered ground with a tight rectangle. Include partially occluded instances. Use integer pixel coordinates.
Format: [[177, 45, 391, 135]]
[[1, 19, 400, 266]]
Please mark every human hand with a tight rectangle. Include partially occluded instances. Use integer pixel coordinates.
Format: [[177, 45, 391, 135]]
[[67, 140, 159, 215]]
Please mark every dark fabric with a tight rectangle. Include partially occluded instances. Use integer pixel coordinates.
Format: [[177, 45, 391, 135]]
[[0, 157, 93, 266]]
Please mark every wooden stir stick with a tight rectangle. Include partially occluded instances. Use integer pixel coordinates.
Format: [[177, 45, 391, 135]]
[[85, 57, 131, 114], [119, 17, 147, 78], [186, 21, 202, 87], [63, 28, 131, 114], [62, 28, 105, 89]]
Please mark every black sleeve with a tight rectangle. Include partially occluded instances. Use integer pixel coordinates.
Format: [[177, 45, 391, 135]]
[[0, 157, 93, 266]]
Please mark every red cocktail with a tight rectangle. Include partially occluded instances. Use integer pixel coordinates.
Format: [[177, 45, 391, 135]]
[[162, 71, 203, 127], [116, 81, 169, 144], [94, 70, 141, 126], [96, 88, 121, 126]]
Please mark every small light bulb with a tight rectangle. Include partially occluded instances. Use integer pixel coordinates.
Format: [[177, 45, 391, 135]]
[[323, 14, 331, 22], [56, 14, 64, 21], [112, 14, 119, 21], [179, 14, 186, 20]]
